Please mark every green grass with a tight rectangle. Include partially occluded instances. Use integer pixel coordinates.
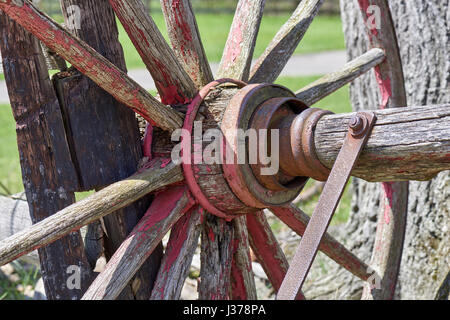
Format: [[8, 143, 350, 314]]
[[276, 75, 351, 113], [300, 178, 353, 226], [0, 13, 344, 75], [0, 262, 40, 300], [0, 105, 22, 196], [119, 13, 345, 69]]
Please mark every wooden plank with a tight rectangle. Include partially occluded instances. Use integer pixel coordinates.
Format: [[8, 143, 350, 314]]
[[296, 48, 386, 105], [109, 0, 197, 105], [58, 0, 164, 300], [161, 0, 213, 88], [315, 104, 450, 182], [82, 186, 195, 300], [0, 12, 94, 299], [0, 158, 183, 267], [217, 0, 266, 81], [198, 214, 234, 300], [150, 206, 204, 300], [246, 211, 305, 300], [0, 0, 183, 131], [250, 0, 324, 83], [230, 216, 257, 300]]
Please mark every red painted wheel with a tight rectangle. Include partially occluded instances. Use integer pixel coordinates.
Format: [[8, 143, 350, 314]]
[[0, 0, 436, 300]]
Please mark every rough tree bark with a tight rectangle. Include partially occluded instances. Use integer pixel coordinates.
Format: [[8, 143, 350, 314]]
[[303, 0, 449, 300]]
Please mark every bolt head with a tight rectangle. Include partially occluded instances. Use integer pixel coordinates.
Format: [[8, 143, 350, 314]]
[[349, 116, 363, 130], [349, 115, 367, 137]]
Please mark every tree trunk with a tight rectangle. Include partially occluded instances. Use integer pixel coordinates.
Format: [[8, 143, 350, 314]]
[[302, 0, 449, 300]]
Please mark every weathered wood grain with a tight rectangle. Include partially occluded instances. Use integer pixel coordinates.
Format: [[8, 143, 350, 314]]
[[0, 11, 94, 299], [230, 216, 257, 300], [109, 0, 197, 105], [150, 206, 204, 300], [296, 48, 386, 106], [0, 0, 183, 131], [0, 159, 183, 267], [58, 0, 163, 300], [250, 0, 324, 83], [82, 186, 195, 300], [199, 214, 234, 300], [217, 0, 266, 81], [247, 211, 305, 299], [271, 205, 372, 281], [315, 104, 450, 182], [57, 0, 143, 190], [161, 0, 213, 88]]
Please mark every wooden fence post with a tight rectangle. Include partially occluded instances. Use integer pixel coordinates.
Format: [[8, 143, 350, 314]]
[[56, 0, 162, 299], [0, 12, 94, 300]]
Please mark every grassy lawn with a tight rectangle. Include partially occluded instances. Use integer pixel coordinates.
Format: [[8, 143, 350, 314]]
[[119, 12, 344, 70], [0, 12, 343, 76], [0, 262, 40, 300], [0, 105, 22, 196]]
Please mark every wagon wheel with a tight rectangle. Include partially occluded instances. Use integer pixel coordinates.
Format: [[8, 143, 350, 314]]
[[0, 0, 448, 300]]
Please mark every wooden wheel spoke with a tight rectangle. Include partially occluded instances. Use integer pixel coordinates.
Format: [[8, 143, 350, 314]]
[[82, 186, 195, 300], [198, 214, 234, 300], [109, 0, 197, 105], [250, 0, 324, 83], [0, 0, 183, 131], [296, 48, 386, 106], [161, 0, 213, 88], [150, 206, 204, 300], [270, 205, 372, 281], [0, 158, 183, 266], [356, 0, 409, 301], [230, 216, 257, 300], [246, 211, 305, 300], [217, 0, 266, 81]]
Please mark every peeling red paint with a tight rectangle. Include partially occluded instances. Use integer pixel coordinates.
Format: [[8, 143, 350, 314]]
[[133, 186, 193, 250], [110, 0, 192, 106], [382, 182, 395, 224], [142, 123, 154, 159], [208, 227, 215, 242], [171, 0, 193, 43], [160, 158, 171, 168], [223, 20, 243, 69], [162, 209, 194, 273], [374, 66, 392, 109]]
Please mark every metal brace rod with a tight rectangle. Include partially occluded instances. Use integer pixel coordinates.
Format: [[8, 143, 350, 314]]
[[277, 111, 377, 300]]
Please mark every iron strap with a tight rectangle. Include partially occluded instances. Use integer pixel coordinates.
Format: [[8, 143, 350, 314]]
[[277, 112, 377, 300]]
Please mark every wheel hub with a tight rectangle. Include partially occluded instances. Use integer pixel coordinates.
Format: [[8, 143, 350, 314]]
[[184, 81, 334, 219]]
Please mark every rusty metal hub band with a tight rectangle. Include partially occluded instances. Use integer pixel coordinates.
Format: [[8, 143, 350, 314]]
[[184, 81, 335, 218], [281, 107, 334, 181]]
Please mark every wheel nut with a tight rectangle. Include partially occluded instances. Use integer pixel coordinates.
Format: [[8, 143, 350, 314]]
[[349, 115, 366, 137]]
